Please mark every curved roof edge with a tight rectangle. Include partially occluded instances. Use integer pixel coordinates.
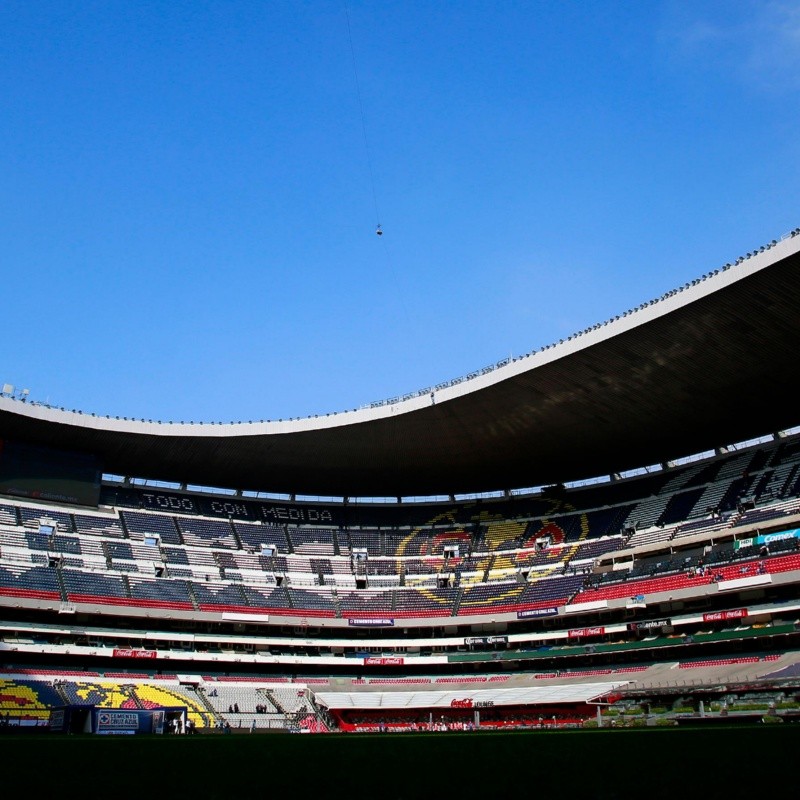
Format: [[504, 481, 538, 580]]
[[4, 227, 800, 440], [3, 226, 800, 497]]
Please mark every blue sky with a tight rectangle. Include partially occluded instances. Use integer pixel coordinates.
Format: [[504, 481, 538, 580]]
[[2, 1, 799, 423]]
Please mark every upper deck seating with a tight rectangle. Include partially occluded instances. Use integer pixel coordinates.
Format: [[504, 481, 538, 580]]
[[346, 529, 382, 556], [0, 503, 19, 526], [733, 498, 800, 527], [177, 516, 237, 549], [19, 506, 72, 531], [163, 546, 190, 565], [384, 529, 431, 558], [334, 530, 351, 557], [122, 511, 182, 545], [50, 534, 83, 555], [73, 514, 125, 538], [105, 541, 134, 560], [478, 521, 525, 552], [658, 488, 706, 526], [287, 528, 336, 556], [235, 522, 290, 554], [24, 531, 51, 552]]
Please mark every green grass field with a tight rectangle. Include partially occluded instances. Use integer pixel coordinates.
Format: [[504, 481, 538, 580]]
[[2, 725, 797, 799]]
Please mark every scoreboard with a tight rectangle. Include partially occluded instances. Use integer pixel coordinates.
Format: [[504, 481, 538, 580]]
[[0, 439, 101, 507]]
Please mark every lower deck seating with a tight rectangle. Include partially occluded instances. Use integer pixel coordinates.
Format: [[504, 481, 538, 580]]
[[191, 581, 247, 610], [393, 587, 457, 617], [127, 577, 194, 608], [62, 570, 128, 603], [0, 678, 63, 720]]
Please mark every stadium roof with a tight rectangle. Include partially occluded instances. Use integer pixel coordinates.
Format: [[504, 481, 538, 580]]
[[2, 231, 800, 498]]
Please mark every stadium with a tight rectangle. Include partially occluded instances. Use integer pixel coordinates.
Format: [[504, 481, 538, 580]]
[[3, 225, 800, 752], [6, 5, 800, 797]]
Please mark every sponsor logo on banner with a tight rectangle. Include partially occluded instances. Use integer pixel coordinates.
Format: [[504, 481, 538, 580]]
[[450, 698, 494, 709], [97, 712, 140, 731], [348, 618, 395, 627], [703, 609, 747, 622], [49, 709, 65, 730], [364, 657, 404, 666], [735, 529, 800, 550], [113, 648, 158, 659], [628, 619, 670, 631], [464, 636, 508, 646], [516, 607, 558, 619], [568, 626, 605, 638], [761, 529, 800, 545]]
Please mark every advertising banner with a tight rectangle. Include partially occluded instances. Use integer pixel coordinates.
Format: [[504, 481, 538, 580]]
[[702, 608, 747, 622], [516, 607, 558, 619], [96, 711, 140, 734], [464, 636, 508, 646], [628, 618, 670, 631], [568, 626, 605, 638], [734, 528, 800, 550], [113, 648, 158, 659]]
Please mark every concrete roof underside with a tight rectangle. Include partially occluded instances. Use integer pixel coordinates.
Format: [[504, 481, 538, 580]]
[[3, 235, 800, 498]]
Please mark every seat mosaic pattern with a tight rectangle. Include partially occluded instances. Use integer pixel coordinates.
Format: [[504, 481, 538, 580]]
[[0, 678, 62, 719], [60, 681, 132, 708], [132, 683, 211, 727]]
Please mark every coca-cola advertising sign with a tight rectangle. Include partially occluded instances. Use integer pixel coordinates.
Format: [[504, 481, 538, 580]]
[[703, 609, 747, 622], [450, 698, 494, 708], [568, 626, 605, 638], [113, 648, 157, 659]]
